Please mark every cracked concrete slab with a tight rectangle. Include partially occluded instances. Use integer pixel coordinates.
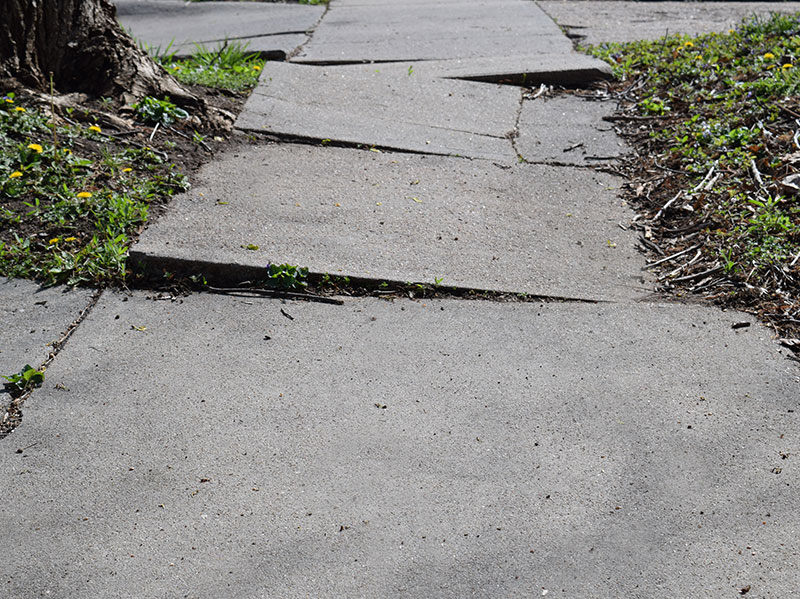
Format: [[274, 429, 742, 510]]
[[131, 143, 648, 301], [293, 0, 574, 64], [116, 0, 324, 57], [517, 95, 627, 166], [236, 62, 520, 162], [291, 0, 610, 86], [539, 1, 800, 46], [0, 278, 93, 411], [1, 291, 798, 597], [351, 54, 612, 87]]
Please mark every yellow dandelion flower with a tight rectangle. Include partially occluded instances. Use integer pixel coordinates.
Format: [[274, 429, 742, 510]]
[[252, 65, 262, 71], [684, 41, 694, 48], [88, 125, 102, 133], [76, 191, 92, 198], [64, 237, 78, 242], [27, 143, 43, 153], [783, 63, 794, 70], [4, 97, 13, 103], [122, 167, 132, 173], [48, 238, 60, 245], [9, 171, 22, 178], [14, 106, 25, 112], [764, 52, 775, 60]]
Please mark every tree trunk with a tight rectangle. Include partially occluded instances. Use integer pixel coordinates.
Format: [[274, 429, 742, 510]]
[[0, 0, 199, 107]]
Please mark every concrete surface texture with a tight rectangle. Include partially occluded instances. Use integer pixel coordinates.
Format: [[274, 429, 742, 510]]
[[236, 61, 521, 161], [0, 278, 93, 410], [116, 0, 324, 57], [131, 143, 647, 301], [3, 2, 800, 598], [293, 0, 574, 63], [539, 1, 800, 46], [1, 291, 797, 597], [517, 94, 628, 166]]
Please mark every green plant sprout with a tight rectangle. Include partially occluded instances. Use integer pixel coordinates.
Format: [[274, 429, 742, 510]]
[[3, 364, 44, 397]]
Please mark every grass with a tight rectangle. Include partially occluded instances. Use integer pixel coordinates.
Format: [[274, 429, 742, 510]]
[[152, 40, 265, 92], [586, 12, 800, 336], [0, 35, 265, 288], [0, 94, 188, 286]]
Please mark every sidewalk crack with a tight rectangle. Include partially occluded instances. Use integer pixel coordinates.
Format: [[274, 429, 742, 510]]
[[0, 288, 104, 441], [509, 88, 524, 161], [287, 1, 331, 60]]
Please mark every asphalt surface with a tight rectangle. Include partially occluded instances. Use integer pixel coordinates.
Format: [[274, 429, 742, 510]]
[[3, 2, 799, 597]]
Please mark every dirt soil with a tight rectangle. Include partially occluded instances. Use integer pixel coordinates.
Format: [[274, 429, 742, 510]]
[[0, 83, 252, 251]]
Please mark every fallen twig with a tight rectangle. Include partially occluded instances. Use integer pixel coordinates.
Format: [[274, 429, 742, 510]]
[[644, 244, 700, 269], [654, 190, 682, 220], [670, 265, 724, 284], [750, 158, 764, 189], [205, 285, 344, 305], [691, 164, 716, 193]]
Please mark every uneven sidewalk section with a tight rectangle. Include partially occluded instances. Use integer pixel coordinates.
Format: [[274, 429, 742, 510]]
[[294, 0, 576, 67], [236, 62, 521, 162], [131, 143, 647, 301], [116, 0, 325, 58], [1, 291, 797, 597], [362, 54, 611, 87], [233, 0, 612, 159]]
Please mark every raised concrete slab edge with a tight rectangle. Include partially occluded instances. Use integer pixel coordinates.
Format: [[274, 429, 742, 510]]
[[236, 62, 520, 162], [340, 54, 612, 87], [131, 143, 649, 302]]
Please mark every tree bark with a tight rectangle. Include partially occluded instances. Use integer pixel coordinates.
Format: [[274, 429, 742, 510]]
[[0, 0, 199, 106]]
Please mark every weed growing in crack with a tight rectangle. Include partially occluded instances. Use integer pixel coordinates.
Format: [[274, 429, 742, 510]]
[[2, 364, 44, 398], [265, 263, 309, 290], [154, 40, 265, 92]]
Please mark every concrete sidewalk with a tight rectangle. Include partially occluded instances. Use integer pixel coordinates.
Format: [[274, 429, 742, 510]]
[[116, 0, 325, 58], [539, 1, 800, 46], [3, 1, 800, 597], [2, 291, 797, 597]]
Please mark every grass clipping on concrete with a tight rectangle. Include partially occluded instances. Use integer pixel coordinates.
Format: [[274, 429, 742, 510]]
[[588, 13, 800, 340]]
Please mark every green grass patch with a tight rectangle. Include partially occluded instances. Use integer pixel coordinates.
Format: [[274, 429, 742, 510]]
[[586, 12, 800, 328], [0, 93, 188, 286], [154, 40, 265, 92]]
